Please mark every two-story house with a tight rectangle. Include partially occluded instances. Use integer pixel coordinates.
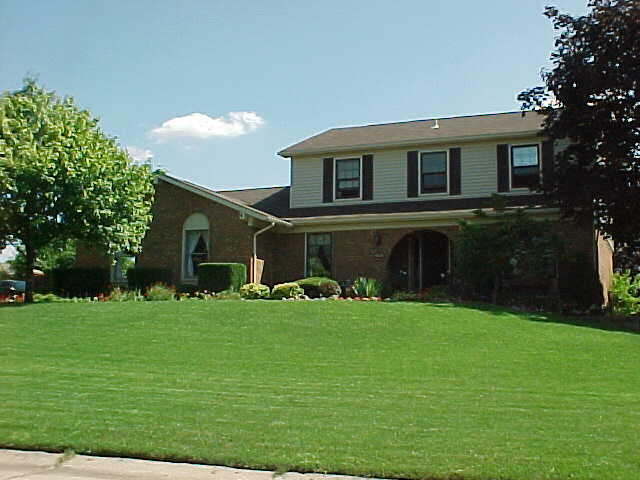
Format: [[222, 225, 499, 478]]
[[76, 111, 613, 297]]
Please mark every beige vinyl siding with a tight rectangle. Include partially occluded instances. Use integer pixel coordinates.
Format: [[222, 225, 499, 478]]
[[290, 156, 323, 208], [290, 136, 541, 208]]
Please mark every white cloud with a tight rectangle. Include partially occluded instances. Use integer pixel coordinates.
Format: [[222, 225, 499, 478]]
[[149, 111, 265, 141], [126, 146, 154, 165], [0, 245, 17, 263]]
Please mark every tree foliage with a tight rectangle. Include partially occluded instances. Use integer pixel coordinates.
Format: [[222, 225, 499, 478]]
[[9, 239, 76, 278], [0, 79, 154, 300], [455, 202, 562, 302], [519, 0, 640, 245]]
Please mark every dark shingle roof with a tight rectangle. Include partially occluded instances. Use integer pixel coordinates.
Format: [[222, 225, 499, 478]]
[[217, 186, 291, 217], [279, 111, 544, 157]]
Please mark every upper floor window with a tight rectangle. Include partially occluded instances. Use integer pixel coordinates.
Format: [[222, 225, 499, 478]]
[[420, 151, 448, 194], [511, 144, 540, 189], [335, 157, 361, 199], [183, 212, 210, 280]]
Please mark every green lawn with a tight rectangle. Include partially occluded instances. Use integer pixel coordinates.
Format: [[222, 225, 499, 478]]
[[1, 301, 639, 480]]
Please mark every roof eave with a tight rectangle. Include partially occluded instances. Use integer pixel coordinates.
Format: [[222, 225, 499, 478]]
[[278, 129, 542, 158], [285, 206, 559, 226]]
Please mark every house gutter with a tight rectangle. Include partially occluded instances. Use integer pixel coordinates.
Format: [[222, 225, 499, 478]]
[[252, 222, 276, 283], [285, 207, 560, 230]]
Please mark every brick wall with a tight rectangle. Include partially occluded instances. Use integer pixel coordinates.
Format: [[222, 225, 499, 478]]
[[136, 180, 255, 286], [259, 231, 306, 284], [75, 177, 611, 301], [331, 226, 458, 283]]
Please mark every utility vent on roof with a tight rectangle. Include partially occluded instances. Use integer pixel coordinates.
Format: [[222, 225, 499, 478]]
[[431, 119, 440, 129]]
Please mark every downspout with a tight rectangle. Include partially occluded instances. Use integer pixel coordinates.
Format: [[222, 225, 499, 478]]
[[252, 222, 276, 283]]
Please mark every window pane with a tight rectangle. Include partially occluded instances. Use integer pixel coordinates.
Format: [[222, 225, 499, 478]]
[[422, 173, 446, 192], [336, 158, 361, 199], [184, 229, 209, 278], [512, 146, 539, 167], [338, 180, 358, 189], [309, 233, 331, 247], [336, 158, 360, 179], [307, 233, 332, 277], [423, 173, 446, 187], [420, 151, 447, 193], [421, 152, 446, 173], [512, 167, 540, 188]]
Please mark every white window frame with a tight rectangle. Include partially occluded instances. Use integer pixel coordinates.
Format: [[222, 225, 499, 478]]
[[333, 156, 363, 201], [304, 232, 333, 277], [181, 212, 210, 283], [509, 142, 542, 191], [418, 149, 449, 196]]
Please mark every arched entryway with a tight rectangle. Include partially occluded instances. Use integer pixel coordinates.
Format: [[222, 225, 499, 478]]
[[387, 230, 451, 292]]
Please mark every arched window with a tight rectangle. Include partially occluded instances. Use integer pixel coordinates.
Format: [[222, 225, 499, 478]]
[[182, 212, 210, 280]]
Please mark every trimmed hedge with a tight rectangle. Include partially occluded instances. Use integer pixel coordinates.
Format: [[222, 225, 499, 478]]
[[127, 267, 172, 291], [51, 268, 110, 297], [295, 277, 341, 298], [197, 263, 246, 292]]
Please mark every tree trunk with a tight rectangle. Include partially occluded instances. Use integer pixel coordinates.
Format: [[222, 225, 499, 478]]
[[24, 244, 36, 304]]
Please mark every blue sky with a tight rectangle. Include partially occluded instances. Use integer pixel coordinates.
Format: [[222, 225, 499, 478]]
[[1, 0, 588, 195]]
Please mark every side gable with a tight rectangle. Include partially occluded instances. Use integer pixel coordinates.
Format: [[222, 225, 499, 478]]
[[157, 175, 292, 227]]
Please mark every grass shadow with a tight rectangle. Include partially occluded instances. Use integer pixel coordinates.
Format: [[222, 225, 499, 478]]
[[426, 300, 640, 335]]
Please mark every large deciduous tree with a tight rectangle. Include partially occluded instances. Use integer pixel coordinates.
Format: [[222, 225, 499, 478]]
[[519, 0, 640, 245], [0, 79, 154, 302]]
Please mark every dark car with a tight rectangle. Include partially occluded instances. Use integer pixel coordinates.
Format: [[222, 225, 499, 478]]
[[0, 280, 26, 295]]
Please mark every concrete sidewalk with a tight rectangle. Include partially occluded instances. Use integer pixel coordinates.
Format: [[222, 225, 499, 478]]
[[0, 449, 372, 480]]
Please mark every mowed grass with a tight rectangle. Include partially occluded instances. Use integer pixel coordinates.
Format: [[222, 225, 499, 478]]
[[1, 301, 639, 480]]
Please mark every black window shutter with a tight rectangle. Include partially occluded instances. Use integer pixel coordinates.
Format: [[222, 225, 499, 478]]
[[362, 154, 374, 200], [497, 144, 510, 192], [407, 151, 418, 197], [449, 147, 461, 195], [322, 157, 334, 203], [541, 140, 555, 190]]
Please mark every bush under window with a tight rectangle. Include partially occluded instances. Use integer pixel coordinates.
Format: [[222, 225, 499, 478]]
[[197, 263, 246, 293]]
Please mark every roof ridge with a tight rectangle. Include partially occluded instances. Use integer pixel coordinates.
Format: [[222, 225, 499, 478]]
[[328, 110, 531, 132]]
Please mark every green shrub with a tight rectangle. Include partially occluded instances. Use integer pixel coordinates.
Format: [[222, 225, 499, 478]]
[[108, 287, 144, 302], [271, 282, 304, 300], [214, 290, 242, 300], [127, 267, 172, 291], [454, 206, 562, 301], [33, 293, 69, 303], [419, 284, 451, 302], [351, 277, 382, 298], [239, 283, 270, 299], [609, 271, 640, 315], [197, 263, 246, 293], [295, 277, 341, 298], [319, 279, 342, 297], [51, 267, 110, 297], [559, 253, 604, 309], [390, 291, 420, 302], [146, 283, 176, 301]]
